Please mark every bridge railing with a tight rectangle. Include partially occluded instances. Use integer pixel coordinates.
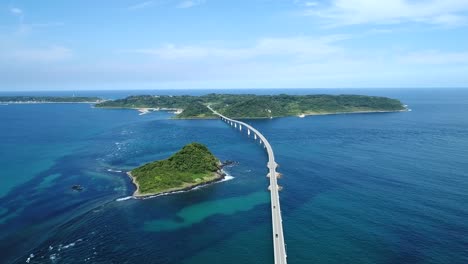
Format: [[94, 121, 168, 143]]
[[208, 106, 287, 264]]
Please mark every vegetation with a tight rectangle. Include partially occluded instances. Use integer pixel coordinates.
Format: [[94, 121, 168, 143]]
[[96, 93, 406, 119], [95, 95, 197, 109], [176, 101, 217, 118], [131, 143, 221, 195], [0, 96, 103, 103]]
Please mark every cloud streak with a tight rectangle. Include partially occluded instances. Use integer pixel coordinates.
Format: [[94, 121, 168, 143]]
[[128, 1, 155, 10], [304, 0, 468, 27], [10, 7, 23, 15], [177, 0, 206, 9], [3, 45, 73, 62], [124, 35, 347, 61], [398, 50, 468, 65]]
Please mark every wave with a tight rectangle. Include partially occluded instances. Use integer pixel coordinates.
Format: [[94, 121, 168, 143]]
[[116, 196, 134, 202], [25, 253, 34, 263], [61, 242, 75, 249], [220, 174, 235, 182], [117, 171, 236, 201], [107, 168, 123, 173], [141, 189, 188, 200], [27, 238, 83, 263]]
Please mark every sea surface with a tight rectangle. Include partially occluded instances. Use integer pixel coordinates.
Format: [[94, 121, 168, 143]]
[[0, 88, 467, 264]]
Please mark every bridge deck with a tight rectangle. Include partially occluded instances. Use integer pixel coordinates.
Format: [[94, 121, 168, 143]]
[[207, 106, 287, 264]]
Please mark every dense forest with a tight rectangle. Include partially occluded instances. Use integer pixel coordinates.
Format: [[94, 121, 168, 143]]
[[96, 93, 406, 118], [131, 143, 221, 195]]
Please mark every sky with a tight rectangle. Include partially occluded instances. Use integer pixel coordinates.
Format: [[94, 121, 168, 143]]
[[1, 0, 468, 90]]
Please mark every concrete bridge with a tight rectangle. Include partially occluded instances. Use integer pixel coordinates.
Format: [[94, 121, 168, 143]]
[[207, 106, 287, 264]]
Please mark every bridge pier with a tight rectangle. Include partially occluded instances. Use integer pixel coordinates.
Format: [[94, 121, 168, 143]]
[[206, 105, 287, 264]]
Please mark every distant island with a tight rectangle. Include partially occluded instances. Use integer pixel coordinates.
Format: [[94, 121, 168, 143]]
[[129, 143, 226, 197], [0, 96, 103, 103], [96, 94, 406, 119]]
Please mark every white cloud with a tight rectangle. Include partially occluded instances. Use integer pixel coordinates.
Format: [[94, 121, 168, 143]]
[[305, 2, 318, 7], [124, 35, 347, 61], [4, 43, 468, 88], [304, 0, 468, 27], [6, 46, 73, 62], [398, 50, 468, 64], [177, 0, 205, 9], [128, 1, 154, 10], [10, 7, 23, 16], [28, 22, 65, 28]]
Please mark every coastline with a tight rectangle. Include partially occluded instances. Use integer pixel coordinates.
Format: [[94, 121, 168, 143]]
[[96, 106, 183, 115], [0, 101, 103, 104], [127, 168, 227, 199], [172, 116, 218, 120], [23, 102, 407, 119], [99, 106, 408, 119], [213, 108, 409, 120], [299, 108, 409, 118]]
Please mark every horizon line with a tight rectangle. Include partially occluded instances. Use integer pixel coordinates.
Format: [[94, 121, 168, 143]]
[[1, 87, 468, 92]]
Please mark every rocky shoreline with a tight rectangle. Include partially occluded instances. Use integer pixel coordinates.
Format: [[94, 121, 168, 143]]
[[128, 160, 236, 199]]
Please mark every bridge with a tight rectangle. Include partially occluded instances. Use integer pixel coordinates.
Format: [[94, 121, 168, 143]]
[[207, 106, 287, 264]]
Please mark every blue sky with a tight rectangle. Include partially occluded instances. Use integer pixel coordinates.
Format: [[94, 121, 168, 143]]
[[1, 0, 468, 90]]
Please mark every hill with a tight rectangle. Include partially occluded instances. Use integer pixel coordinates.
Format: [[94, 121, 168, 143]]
[[96, 93, 406, 119], [129, 143, 223, 196]]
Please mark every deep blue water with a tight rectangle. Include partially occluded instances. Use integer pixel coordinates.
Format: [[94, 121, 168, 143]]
[[0, 89, 467, 264]]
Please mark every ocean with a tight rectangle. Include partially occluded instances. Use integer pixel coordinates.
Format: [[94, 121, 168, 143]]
[[0, 88, 467, 264]]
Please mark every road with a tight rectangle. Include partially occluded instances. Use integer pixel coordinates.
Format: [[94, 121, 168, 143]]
[[207, 106, 287, 264]]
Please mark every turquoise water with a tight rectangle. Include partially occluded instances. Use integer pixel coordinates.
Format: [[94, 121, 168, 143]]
[[0, 89, 467, 263]]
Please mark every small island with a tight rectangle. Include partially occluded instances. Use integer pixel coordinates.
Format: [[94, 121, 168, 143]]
[[96, 93, 407, 119], [129, 143, 225, 197]]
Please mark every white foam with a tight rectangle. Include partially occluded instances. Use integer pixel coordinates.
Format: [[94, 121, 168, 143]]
[[50, 253, 58, 263], [116, 196, 134, 202], [26, 253, 34, 263], [141, 190, 187, 200], [220, 175, 235, 182], [140, 172, 235, 200], [62, 242, 75, 249], [107, 168, 123, 173]]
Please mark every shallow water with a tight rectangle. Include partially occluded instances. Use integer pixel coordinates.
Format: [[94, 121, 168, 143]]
[[0, 89, 467, 264]]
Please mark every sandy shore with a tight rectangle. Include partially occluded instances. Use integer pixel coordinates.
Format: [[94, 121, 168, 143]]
[[134, 107, 183, 115], [136, 108, 156, 115]]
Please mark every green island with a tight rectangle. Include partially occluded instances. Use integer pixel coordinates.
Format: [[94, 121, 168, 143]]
[[129, 143, 225, 197], [0, 96, 103, 103], [96, 93, 406, 119]]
